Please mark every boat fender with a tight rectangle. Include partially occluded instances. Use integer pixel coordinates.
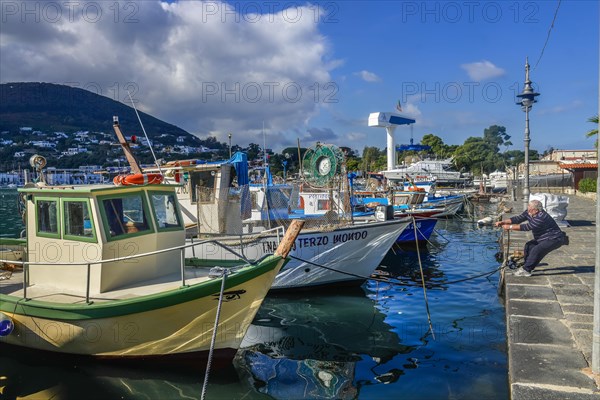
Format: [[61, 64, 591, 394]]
[[477, 216, 494, 225], [0, 313, 14, 337]]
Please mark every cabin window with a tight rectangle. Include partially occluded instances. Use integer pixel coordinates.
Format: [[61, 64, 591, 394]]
[[317, 199, 330, 211], [63, 200, 94, 240], [190, 171, 216, 204], [149, 192, 183, 230], [36, 199, 59, 237], [101, 194, 151, 239]]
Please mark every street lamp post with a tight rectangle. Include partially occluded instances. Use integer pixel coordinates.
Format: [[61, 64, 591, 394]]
[[228, 133, 232, 158], [516, 57, 540, 211]]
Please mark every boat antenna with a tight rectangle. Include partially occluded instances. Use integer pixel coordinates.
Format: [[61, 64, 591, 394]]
[[127, 91, 163, 175], [262, 121, 267, 167], [262, 121, 271, 228]]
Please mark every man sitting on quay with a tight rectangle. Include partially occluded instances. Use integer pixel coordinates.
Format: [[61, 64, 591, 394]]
[[494, 199, 567, 277]]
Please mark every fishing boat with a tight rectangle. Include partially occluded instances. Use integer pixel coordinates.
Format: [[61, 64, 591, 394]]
[[137, 143, 410, 290], [0, 159, 303, 367], [108, 119, 411, 290]]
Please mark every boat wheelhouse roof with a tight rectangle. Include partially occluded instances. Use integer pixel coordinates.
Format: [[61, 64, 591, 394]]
[[18, 183, 181, 194]]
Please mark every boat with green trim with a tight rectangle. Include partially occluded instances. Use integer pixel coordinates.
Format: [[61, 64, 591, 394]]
[[0, 177, 302, 368]]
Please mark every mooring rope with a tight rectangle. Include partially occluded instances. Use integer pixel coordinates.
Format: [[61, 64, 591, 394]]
[[289, 254, 504, 288], [413, 215, 435, 339], [200, 268, 228, 400]]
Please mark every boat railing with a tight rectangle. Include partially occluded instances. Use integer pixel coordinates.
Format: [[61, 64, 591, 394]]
[[0, 231, 285, 303]]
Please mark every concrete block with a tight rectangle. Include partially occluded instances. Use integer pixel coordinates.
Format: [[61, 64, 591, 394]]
[[506, 285, 557, 302], [508, 316, 573, 346], [509, 343, 595, 390], [508, 299, 563, 319]]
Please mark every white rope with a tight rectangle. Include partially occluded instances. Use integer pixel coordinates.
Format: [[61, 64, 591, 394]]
[[127, 91, 163, 175]]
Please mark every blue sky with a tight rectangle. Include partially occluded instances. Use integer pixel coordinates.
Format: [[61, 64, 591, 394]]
[[1, 1, 598, 154]]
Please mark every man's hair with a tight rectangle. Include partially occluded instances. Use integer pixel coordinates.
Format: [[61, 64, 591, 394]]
[[528, 200, 544, 211]]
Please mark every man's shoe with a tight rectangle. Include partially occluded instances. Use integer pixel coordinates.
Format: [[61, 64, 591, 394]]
[[513, 268, 532, 277]]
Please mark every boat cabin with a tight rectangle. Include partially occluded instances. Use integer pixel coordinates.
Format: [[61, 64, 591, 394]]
[[20, 184, 185, 293], [145, 154, 255, 235]]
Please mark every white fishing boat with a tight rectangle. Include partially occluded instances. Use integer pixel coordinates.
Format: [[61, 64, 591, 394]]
[[134, 138, 411, 290], [0, 155, 302, 367]]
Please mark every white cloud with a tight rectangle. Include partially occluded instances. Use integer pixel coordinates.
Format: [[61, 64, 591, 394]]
[[460, 60, 505, 81], [356, 70, 381, 82], [537, 100, 583, 115], [0, 1, 340, 149]]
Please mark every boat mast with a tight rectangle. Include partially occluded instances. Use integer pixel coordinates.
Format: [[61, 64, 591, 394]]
[[112, 116, 142, 175]]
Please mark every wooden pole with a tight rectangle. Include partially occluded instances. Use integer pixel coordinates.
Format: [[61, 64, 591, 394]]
[[112, 117, 142, 175], [275, 220, 304, 258]]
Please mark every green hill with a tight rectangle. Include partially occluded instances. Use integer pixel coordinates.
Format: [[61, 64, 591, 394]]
[[0, 82, 193, 139]]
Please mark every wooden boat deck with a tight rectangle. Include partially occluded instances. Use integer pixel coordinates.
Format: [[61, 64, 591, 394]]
[[0, 266, 218, 304]]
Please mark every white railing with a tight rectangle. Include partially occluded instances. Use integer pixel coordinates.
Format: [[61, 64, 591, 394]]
[[0, 228, 285, 303]]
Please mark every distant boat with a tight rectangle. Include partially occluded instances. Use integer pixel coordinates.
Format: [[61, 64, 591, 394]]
[[381, 159, 471, 187], [488, 170, 509, 193]]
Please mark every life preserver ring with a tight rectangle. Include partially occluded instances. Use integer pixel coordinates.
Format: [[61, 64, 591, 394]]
[[113, 173, 164, 186], [408, 186, 425, 192]]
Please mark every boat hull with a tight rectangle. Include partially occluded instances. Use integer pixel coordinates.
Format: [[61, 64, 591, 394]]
[[189, 219, 410, 290], [0, 255, 286, 363], [396, 218, 437, 244]]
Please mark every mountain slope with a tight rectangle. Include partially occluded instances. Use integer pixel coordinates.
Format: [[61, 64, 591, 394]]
[[0, 82, 193, 138]]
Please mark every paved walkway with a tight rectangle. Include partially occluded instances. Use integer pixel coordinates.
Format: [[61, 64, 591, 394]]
[[502, 194, 600, 399]]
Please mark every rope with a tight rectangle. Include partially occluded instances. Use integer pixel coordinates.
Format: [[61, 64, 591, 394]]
[[289, 251, 504, 288], [200, 268, 228, 400], [413, 215, 435, 339], [128, 91, 163, 175], [533, 0, 562, 71]]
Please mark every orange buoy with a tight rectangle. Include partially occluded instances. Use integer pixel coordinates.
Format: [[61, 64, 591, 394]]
[[113, 173, 164, 186]]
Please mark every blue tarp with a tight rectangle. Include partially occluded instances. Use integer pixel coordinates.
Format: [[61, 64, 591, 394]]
[[228, 152, 249, 185]]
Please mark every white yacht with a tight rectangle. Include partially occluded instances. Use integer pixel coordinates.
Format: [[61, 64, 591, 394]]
[[381, 159, 470, 187]]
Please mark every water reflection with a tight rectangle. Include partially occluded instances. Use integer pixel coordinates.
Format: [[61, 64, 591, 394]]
[[0, 188, 24, 237], [0, 348, 252, 400], [0, 201, 508, 399], [236, 288, 416, 399]]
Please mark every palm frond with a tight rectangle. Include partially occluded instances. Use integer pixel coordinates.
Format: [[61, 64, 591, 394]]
[[586, 114, 598, 137]]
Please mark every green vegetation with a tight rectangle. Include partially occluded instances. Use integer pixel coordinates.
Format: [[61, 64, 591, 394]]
[[1, 82, 545, 177], [578, 178, 597, 193], [586, 114, 598, 148]]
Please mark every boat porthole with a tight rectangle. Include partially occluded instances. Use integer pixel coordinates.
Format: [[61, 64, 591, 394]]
[[304, 268, 310, 273]]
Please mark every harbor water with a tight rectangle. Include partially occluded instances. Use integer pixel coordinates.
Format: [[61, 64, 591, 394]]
[[0, 188, 508, 399]]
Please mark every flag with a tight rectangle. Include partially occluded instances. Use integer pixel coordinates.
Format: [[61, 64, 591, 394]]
[[396, 100, 402, 112]]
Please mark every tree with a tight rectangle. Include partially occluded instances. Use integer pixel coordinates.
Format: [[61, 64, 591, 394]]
[[483, 125, 512, 152], [362, 146, 384, 172], [420, 134, 445, 157], [245, 143, 261, 160], [586, 114, 598, 148], [453, 137, 501, 174]]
